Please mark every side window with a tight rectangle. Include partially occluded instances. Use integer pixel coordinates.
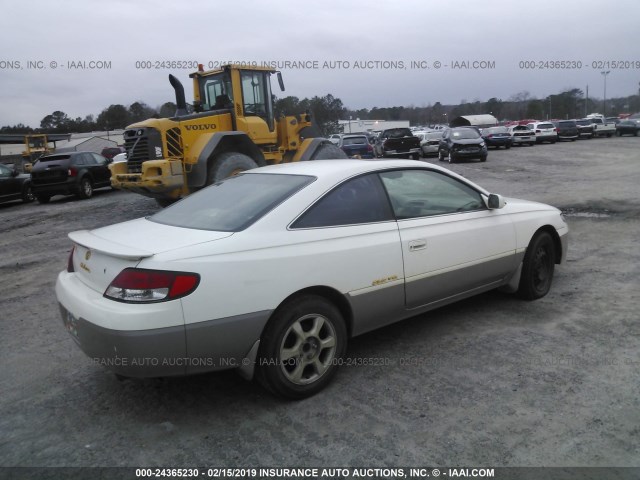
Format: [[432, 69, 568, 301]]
[[91, 153, 106, 165], [292, 174, 394, 228], [379, 169, 486, 219], [73, 155, 86, 166], [0, 164, 10, 177]]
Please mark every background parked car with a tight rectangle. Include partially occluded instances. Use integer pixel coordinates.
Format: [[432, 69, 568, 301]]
[[526, 122, 558, 144], [438, 127, 487, 163], [415, 131, 443, 157], [574, 119, 595, 139], [100, 146, 126, 160], [328, 134, 342, 145], [508, 125, 536, 146], [374, 128, 421, 159], [481, 126, 513, 149], [337, 134, 374, 158], [616, 119, 640, 136], [30, 152, 113, 204], [553, 120, 579, 141], [0, 163, 34, 205]]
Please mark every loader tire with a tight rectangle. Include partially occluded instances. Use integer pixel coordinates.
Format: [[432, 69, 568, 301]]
[[310, 143, 348, 160], [208, 152, 258, 184]]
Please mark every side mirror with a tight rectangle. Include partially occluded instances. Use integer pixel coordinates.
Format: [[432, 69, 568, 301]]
[[277, 71, 285, 92], [487, 193, 506, 209], [12, 166, 19, 177]]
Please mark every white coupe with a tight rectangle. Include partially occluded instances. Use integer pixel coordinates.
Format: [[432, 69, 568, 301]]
[[56, 160, 568, 398]]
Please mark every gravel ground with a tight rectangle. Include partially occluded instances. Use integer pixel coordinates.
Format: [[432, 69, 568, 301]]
[[0, 137, 638, 471]]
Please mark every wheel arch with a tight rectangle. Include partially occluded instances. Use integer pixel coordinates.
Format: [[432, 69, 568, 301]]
[[187, 132, 266, 189], [266, 285, 354, 338], [532, 225, 563, 264]]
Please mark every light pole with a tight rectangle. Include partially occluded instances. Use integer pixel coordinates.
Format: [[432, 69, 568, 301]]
[[601, 71, 610, 116]]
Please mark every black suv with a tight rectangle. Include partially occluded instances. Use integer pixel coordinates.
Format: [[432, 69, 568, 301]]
[[438, 127, 488, 163], [30, 152, 112, 204], [553, 120, 579, 141], [0, 163, 34, 205]]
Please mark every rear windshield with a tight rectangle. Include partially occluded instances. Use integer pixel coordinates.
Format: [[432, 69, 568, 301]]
[[486, 127, 509, 134], [150, 173, 314, 232], [342, 136, 368, 146], [384, 128, 413, 138], [558, 121, 575, 126], [537, 123, 554, 129], [39, 155, 71, 162], [575, 119, 591, 125]]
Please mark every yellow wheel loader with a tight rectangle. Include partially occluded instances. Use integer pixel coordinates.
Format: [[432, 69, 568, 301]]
[[110, 64, 345, 206]]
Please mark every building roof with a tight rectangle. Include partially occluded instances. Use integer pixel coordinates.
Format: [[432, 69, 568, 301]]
[[449, 114, 498, 127]]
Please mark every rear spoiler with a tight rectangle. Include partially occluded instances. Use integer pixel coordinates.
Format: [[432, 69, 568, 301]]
[[69, 230, 154, 260]]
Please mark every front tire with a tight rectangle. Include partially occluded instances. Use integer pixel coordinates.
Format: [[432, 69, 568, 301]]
[[208, 152, 259, 184], [256, 295, 347, 399], [447, 151, 454, 164], [517, 231, 556, 300], [310, 143, 348, 160], [438, 149, 445, 162]]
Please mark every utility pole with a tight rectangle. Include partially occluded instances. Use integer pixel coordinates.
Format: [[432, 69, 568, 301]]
[[585, 85, 589, 117], [601, 71, 610, 116]]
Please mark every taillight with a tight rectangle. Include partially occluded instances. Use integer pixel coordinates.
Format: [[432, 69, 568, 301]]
[[68, 168, 77, 177], [67, 247, 75, 272], [367, 144, 373, 152], [104, 268, 200, 303]]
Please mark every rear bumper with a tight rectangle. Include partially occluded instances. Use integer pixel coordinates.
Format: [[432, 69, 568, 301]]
[[56, 270, 271, 378], [31, 180, 78, 196], [383, 148, 421, 157]]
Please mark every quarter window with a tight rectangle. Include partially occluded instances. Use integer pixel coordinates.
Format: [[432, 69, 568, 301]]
[[380, 169, 486, 219], [292, 174, 394, 228]]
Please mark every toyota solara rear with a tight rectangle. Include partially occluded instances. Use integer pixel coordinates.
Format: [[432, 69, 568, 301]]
[[56, 160, 568, 399]]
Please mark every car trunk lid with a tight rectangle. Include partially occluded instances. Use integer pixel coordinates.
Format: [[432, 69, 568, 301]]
[[68, 218, 233, 294]]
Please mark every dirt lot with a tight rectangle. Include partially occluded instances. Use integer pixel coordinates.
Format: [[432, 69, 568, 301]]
[[0, 137, 639, 469]]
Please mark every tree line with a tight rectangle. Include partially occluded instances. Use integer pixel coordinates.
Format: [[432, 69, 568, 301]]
[[1, 89, 638, 137]]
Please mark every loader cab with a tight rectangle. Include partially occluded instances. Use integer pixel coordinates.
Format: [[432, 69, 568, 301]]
[[193, 65, 278, 145]]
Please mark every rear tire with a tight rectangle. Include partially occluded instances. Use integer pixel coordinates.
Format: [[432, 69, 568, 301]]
[[517, 231, 556, 300], [256, 295, 347, 399], [438, 149, 445, 162], [36, 195, 50, 204], [208, 152, 259, 184], [22, 184, 35, 203], [447, 151, 454, 164], [77, 177, 93, 199], [155, 198, 177, 208]]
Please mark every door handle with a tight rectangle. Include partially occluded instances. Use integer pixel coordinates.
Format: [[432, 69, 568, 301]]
[[408, 240, 427, 251]]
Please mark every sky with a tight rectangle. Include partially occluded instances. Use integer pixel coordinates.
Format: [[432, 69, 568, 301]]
[[1, 0, 639, 128]]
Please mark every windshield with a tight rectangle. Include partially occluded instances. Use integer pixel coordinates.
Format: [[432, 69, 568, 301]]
[[150, 173, 314, 232], [451, 129, 480, 139], [486, 127, 508, 134]]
